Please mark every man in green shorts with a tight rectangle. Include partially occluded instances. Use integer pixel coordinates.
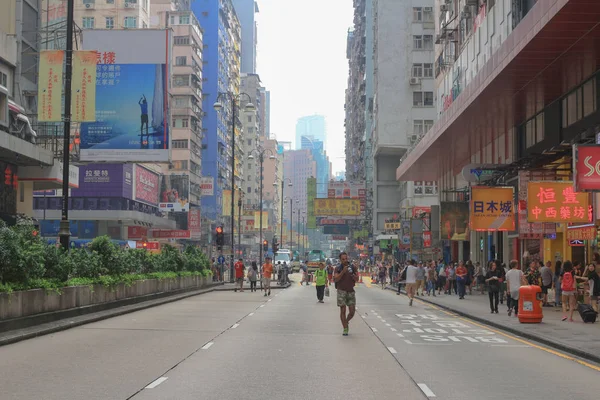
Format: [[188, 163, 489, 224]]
[[334, 252, 359, 336]]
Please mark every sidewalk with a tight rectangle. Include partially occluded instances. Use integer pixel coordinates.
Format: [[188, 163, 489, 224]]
[[215, 280, 291, 291], [392, 286, 600, 364]]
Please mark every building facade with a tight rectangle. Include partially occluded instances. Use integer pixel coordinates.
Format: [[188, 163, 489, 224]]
[[300, 136, 330, 199], [282, 149, 316, 231], [240, 73, 261, 208], [194, 0, 241, 223], [231, 0, 258, 74]]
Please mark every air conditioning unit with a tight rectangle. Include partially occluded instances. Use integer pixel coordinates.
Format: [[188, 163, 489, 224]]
[[409, 77, 420, 85], [440, 4, 449, 12], [83, 0, 95, 8], [463, 5, 472, 13], [460, 11, 471, 20], [466, 0, 479, 5], [125, 1, 136, 7], [424, 7, 433, 12], [409, 134, 419, 145]]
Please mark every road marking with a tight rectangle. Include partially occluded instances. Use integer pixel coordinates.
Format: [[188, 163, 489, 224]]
[[201, 342, 214, 350], [390, 328, 397, 332], [396, 333, 404, 337], [370, 310, 375, 313], [371, 327, 378, 332], [377, 316, 382, 319], [260, 304, 265, 308], [145, 377, 168, 389], [387, 347, 397, 354], [404, 340, 413, 344], [381, 319, 386, 322], [231, 323, 239, 329], [268, 299, 272, 302], [248, 313, 254, 316], [417, 383, 436, 397], [385, 323, 391, 327], [415, 299, 600, 372], [491, 345, 530, 348]]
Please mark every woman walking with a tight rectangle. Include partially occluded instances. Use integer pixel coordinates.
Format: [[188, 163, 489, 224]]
[[485, 261, 502, 313], [561, 261, 577, 322], [248, 262, 258, 292]]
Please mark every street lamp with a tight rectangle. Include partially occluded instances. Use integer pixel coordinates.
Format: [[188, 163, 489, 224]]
[[237, 187, 243, 259], [297, 209, 305, 258], [248, 148, 275, 268], [291, 199, 299, 255], [273, 178, 293, 249], [214, 92, 255, 282]]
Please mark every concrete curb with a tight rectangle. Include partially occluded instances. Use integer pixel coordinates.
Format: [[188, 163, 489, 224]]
[[388, 286, 600, 365], [0, 283, 223, 348], [214, 282, 292, 291]]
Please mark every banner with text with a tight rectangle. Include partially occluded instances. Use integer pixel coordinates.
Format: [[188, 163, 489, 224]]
[[470, 187, 515, 231], [37, 50, 64, 122], [314, 198, 361, 217], [253, 211, 268, 229], [307, 177, 317, 229], [527, 181, 591, 223], [71, 51, 97, 122]]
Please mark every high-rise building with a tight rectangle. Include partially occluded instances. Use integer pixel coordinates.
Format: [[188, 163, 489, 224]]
[[240, 73, 261, 208], [295, 115, 326, 150], [258, 86, 270, 138], [300, 136, 330, 199], [370, 0, 437, 234], [194, 0, 242, 223], [232, 0, 258, 74], [283, 149, 316, 231]]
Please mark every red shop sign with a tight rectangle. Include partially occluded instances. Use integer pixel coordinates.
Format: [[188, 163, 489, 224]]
[[574, 144, 600, 191]]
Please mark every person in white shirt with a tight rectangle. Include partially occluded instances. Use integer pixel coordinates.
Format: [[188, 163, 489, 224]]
[[404, 261, 418, 306], [505, 260, 524, 317]]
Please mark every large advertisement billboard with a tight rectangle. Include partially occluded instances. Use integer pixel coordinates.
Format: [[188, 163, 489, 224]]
[[159, 174, 189, 212], [574, 145, 600, 192], [71, 164, 133, 198], [527, 181, 590, 223], [81, 30, 171, 162], [440, 202, 469, 241], [314, 198, 361, 217], [470, 187, 515, 231], [327, 181, 366, 213], [134, 165, 159, 206]]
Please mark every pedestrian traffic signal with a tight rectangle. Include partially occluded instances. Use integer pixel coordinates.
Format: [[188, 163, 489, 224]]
[[216, 226, 224, 250], [263, 240, 268, 252], [272, 237, 278, 253]]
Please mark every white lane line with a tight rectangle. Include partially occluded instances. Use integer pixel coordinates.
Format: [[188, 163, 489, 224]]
[[371, 327, 378, 332], [231, 323, 239, 329], [385, 323, 391, 327], [387, 347, 397, 354], [390, 328, 397, 332], [268, 299, 272, 302], [418, 383, 436, 397], [248, 312, 254, 316], [396, 333, 404, 337], [260, 304, 265, 308], [404, 340, 413, 344], [370, 310, 375, 312], [412, 343, 452, 346], [377, 316, 382, 319], [491, 345, 530, 348], [381, 319, 386, 322], [145, 377, 168, 389], [201, 342, 214, 350]]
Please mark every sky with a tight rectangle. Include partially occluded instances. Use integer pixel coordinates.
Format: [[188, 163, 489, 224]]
[[255, 0, 354, 174]]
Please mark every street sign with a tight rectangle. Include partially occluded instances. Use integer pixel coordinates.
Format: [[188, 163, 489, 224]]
[[218, 255, 225, 264]]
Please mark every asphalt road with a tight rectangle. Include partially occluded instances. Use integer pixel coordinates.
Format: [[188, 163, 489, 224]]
[[1, 275, 599, 400]]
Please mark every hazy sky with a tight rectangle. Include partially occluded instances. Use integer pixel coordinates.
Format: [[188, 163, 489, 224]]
[[255, 0, 353, 174]]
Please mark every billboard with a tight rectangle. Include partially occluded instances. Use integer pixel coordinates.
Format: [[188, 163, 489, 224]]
[[37, 50, 64, 122], [470, 187, 515, 231], [440, 202, 469, 241], [71, 164, 133, 198], [150, 230, 191, 239], [159, 174, 189, 212], [574, 145, 600, 192], [566, 226, 596, 241], [323, 225, 350, 235], [254, 211, 268, 229], [200, 176, 214, 196], [188, 207, 201, 239], [1, 162, 18, 217], [134, 165, 159, 206], [307, 177, 317, 229], [71, 51, 97, 122], [327, 181, 366, 212], [314, 198, 361, 217], [527, 181, 590, 223], [80, 29, 171, 162]]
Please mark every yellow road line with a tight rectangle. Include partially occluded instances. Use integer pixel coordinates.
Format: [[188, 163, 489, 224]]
[[412, 298, 600, 372]]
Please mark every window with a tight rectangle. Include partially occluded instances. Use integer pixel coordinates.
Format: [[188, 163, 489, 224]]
[[173, 75, 189, 87], [181, 119, 189, 127], [413, 120, 424, 135], [106, 0, 114, 3], [247, 116, 252, 122], [0, 71, 6, 88], [423, 7, 433, 22], [583, 78, 596, 117], [179, 15, 190, 24], [172, 139, 189, 149], [176, 56, 187, 66], [412, 63, 423, 78], [423, 35, 434, 49], [524, 112, 544, 148], [174, 36, 190, 45], [413, 7, 422, 21], [173, 96, 188, 107], [247, 187, 251, 194], [247, 139, 252, 145], [105, 17, 114, 29], [247, 127, 254, 133], [124, 16, 137, 28], [170, 15, 176, 25], [424, 91, 434, 106], [413, 35, 423, 49], [562, 78, 597, 127], [413, 92, 423, 106], [423, 63, 433, 78], [424, 120, 434, 132], [82, 17, 94, 28], [170, 160, 188, 170]]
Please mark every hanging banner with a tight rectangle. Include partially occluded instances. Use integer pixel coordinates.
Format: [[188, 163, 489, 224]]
[[188, 207, 201, 238], [37, 50, 64, 122], [71, 51, 97, 122], [527, 181, 591, 223], [307, 177, 317, 229], [566, 226, 596, 241], [423, 231, 432, 248], [470, 186, 515, 231], [200, 176, 214, 196], [314, 198, 361, 217], [222, 189, 232, 216], [253, 211, 268, 229]]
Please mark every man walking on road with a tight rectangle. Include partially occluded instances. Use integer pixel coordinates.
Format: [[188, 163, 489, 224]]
[[315, 262, 328, 303], [234, 258, 245, 292], [404, 261, 418, 306], [262, 256, 273, 297], [540, 260, 554, 306], [334, 252, 359, 336], [506, 260, 524, 317]]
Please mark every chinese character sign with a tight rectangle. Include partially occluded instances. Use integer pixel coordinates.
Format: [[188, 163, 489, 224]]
[[307, 177, 317, 229], [574, 145, 600, 191], [527, 181, 590, 223], [313, 198, 361, 217], [470, 187, 515, 231], [566, 227, 596, 241], [71, 51, 97, 122], [37, 50, 64, 122]]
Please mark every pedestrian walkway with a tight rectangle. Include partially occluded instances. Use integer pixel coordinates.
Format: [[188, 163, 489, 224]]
[[400, 289, 600, 363]]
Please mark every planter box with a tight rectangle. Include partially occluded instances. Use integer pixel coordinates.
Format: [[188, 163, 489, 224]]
[[0, 276, 211, 321]]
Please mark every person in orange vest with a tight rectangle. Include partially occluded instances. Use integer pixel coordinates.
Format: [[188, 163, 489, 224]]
[[262, 256, 274, 297], [234, 258, 245, 292]]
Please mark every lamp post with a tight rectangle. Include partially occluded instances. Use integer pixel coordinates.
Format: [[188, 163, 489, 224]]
[[237, 188, 242, 259], [302, 216, 306, 254], [297, 210, 304, 258], [248, 148, 275, 268], [289, 198, 294, 253], [214, 92, 256, 282], [273, 178, 293, 249]]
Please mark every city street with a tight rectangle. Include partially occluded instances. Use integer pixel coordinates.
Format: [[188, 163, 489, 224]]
[[1, 276, 599, 400]]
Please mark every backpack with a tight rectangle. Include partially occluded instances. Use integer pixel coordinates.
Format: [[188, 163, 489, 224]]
[[562, 271, 575, 291]]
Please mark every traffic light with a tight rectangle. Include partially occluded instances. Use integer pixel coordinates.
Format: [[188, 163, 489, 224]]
[[216, 226, 224, 250], [272, 237, 279, 253], [263, 240, 268, 252]]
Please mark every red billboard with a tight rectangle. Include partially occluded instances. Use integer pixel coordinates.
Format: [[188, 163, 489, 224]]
[[150, 229, 191, 239], [423, 231, 432, 248], [574, 145, 600, 192], [127, 226, 148, 239], [188, 208, 201, 238], [134, 165, 159, 206]]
